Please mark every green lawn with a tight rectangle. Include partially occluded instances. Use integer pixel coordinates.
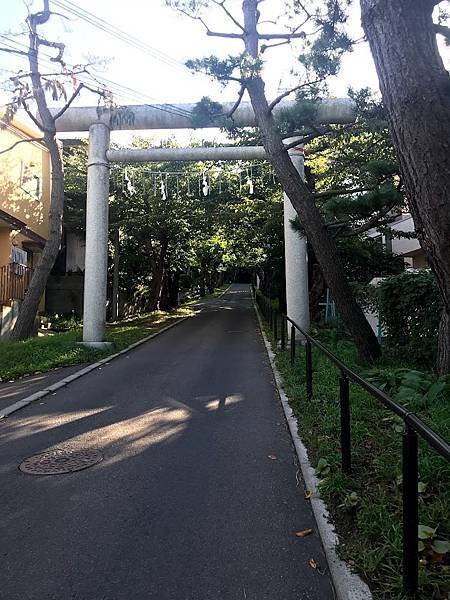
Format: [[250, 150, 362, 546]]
[[0, 306, 194, 382], [0, 285, 232, 382], [262, 320, 450, 599]]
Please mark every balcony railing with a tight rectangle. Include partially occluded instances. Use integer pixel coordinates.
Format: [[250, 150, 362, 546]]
[[0, 263, 33, 305]]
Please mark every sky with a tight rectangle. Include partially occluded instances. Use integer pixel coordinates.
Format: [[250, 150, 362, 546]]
[[0, 0, 447, 144]]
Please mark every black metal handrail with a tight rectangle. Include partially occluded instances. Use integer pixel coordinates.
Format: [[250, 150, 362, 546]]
[[253, 287, 450, 599]]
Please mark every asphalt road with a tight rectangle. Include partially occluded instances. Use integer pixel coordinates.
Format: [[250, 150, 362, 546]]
[[0, 285, 334, 600]]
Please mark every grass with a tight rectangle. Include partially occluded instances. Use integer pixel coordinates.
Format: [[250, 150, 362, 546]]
[[261, 317, 450, 599], [0, 284, 230, 382], [0, 306, 194, 382]]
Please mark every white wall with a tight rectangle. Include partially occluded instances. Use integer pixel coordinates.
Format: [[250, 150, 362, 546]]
[[66, 232, 85, 272]]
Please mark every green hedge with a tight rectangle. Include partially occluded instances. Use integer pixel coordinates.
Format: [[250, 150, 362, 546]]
[[378, 271, 442, 365]]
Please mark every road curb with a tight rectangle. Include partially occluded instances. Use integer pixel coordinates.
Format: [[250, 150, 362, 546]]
[[0, 315, 191, 420], [253, 301, 372, 600]]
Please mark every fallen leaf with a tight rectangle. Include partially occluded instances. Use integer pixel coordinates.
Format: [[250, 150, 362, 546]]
[[295, 528, 313, 538], [267, 454, 277, 460], [304, 490, 313, 499], [308, 558, 318, 570]]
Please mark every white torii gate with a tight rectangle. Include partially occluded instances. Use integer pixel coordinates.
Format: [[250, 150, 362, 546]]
[[53, 99, 355, 347]]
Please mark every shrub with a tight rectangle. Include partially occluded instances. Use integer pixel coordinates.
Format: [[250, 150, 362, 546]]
[[378, 271, 442, 365]]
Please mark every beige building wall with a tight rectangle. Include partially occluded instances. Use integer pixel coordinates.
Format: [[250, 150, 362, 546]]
[[0, 120, 50, 311], [0, 121, 50, 243]]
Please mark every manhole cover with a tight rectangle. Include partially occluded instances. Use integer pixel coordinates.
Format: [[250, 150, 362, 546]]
[[19, 448, 103, 476]]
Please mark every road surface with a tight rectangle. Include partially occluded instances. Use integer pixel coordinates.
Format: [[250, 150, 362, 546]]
[[0, 285, 333, 600]]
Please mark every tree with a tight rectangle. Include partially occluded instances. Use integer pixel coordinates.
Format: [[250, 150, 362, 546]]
[[168, 0, 381, 362], [302, 89, 405, 317], [359, 0, 450, 373], [62, 134, 283, 312], [0, 1, 107, 340]]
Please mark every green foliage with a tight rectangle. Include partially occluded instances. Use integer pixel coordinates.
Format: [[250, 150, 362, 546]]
[[63, 136, 284, 307], [190, 96, 225, 128], [378, 271, 443, 366], [0, 307, 192, 381], [298, 0, 353, 78], [262, 317, 450, 599], [62, 142, 89, 232], [364, 367, 450, 413], [276, 97, 320, 136], [186, 55, 243, 85], [316, 457, 330, 477], [337, 237, 403, 284]]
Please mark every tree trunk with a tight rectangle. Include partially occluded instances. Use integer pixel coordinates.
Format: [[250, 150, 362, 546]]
[[148, 245, 167, 311], [360, 0, 450, 373], [111, 228, 120, 321], [310, 263, 327, 323], [159, 273, 171, 311], [199, 263, 207, 297], [169, 271, 180, 307], [242, 0, 381, 362], [10, 9, 65, 340], [437, 309, 450, 375], [10, 137, 64, 340]]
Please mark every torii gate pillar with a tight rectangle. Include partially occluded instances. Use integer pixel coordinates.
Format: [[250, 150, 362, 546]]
[[284, 142, 310, 336], [82, 122, 111, 347]]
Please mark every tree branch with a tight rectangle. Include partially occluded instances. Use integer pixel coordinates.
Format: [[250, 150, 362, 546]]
[[211, 0, 245, 31], [226, 84, 246, 119], [206, 31, 243, 38], [343, 213, 400, 237], [207, 30, 306, 40], [18, 99, 46, 131], [261, 39, 292, 53], [37, 37, 65, 63], [0, 136, 44, 155], [327, 204, 401, 236], [52, 82, 84, 120], [268, 80, 322, 112], [314, 186, 376, 200], [282, 131, 329, 152], [53, 82, 108, 120], [434, 23, 450, 42], [14, 67, 88, 80]]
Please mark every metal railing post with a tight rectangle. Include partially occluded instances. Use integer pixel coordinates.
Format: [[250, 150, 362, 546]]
[[290, 325, 296, 365], [306, 340, 313, 400], [281, 315, 286, 350], [339, 372, 352, 474], [403, 425, 419, 599]]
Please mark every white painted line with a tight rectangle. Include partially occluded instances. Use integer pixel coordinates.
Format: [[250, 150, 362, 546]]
[[253, 301, 372, 600]]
